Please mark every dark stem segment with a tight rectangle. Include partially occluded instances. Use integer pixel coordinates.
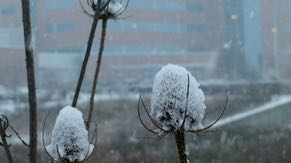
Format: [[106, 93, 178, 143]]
[[86, 18, 108, 130], [0, 124, 14, 163], [72, 10, 100, 107], [21, 0, 38, 163], [175, 131, 188, 163]]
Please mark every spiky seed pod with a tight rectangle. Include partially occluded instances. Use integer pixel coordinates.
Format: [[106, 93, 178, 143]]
[[46, 106, 94, 162], [150, 64, 206, 133]]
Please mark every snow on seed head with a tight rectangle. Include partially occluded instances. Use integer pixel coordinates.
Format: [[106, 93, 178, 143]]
[[150, 64, 206, 132], [91, 0, 124, 15], [46, 106, 94, 161]]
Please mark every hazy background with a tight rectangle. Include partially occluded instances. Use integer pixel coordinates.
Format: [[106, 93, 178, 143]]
[[0, 0, 291, 162]]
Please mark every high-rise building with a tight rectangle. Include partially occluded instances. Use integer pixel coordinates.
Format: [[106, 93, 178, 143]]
[[0, 0, 291, 88], [261, 0, 291, 80], [36, 0, 226, 84]]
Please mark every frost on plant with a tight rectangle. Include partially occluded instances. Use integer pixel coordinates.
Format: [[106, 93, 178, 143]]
[[107, 0, 124, 15], [92, 0, 124, 14], [81, 0, 129, 18], [46, 106, 94, 161], [138, 64, 228, 163], [150, 64, 206, 133]]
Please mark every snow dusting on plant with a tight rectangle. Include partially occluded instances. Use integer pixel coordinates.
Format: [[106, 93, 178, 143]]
[[46, 106, 94, 161], [150, 64, 206, 132], [92, 0, 124, 15], [108, 0, 124, 15]]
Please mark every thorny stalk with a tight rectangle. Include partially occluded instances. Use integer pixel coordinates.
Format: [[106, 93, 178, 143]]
[[175, 74, 190, 163], [21, 0, 38, 162], [73, 0, 129, 107], [72, 1, 101, 107], [86, 18, 108, 130], [175, 131, 187, 163]]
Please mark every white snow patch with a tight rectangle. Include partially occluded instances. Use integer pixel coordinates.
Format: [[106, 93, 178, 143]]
[[150, 64, 206, 132], [108, 0, 124, 15], [46, 106, 94, 161], [94, 0, 124, 15]]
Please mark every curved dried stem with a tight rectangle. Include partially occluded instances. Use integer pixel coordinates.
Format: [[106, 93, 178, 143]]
[[83, 119, 98, 161], [42, 110, 54, 160], [187, 95, 229, 134], [83, 138, 92, 161], [56, 144, 62, 161], [180, 73, 190, 131], [139, 94, 170, 133], [7, 124, 29, 147], [137, 94, 159, 134], [90, 119, 98, 144], [79, 0, 95, 17], [0, 115, 14, 163], [0, 115, 28, 147]]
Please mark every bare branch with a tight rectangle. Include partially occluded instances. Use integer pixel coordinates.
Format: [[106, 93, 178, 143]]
[[72, 5, 101, 107], [7, 124, 29, 147], [21, 0, 38, 162], [86, 18, 108, 130]]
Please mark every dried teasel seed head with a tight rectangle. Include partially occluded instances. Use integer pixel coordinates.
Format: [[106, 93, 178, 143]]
[[150, 64, 206, 132]]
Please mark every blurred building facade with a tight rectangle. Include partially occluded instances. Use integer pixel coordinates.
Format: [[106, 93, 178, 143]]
[[0, 0, 291, 88]]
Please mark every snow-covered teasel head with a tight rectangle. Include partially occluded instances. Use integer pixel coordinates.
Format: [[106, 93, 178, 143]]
[[80, 0, 129, 19], [150, 64, 206, 132], [44, 106, 95, 162], [137, 64, 228, 136]]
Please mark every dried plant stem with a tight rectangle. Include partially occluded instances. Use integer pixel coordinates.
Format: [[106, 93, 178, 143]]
[[21, 0, 38, 163], [86, 18, 108, 130], [72, 10, 100, 107], [175, 131, 188, 163], [0, 124, 14, 163]]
